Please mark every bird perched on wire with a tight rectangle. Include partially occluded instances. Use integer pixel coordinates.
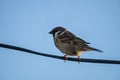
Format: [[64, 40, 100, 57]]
[[49, 26, 103, 63]]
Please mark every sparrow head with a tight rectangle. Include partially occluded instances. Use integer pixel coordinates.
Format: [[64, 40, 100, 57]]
[[49, 26, 66, 35]]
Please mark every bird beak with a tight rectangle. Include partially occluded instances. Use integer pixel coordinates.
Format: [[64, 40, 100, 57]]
[[49, 31, 52, 34]]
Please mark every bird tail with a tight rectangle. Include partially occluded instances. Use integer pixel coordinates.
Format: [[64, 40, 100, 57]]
[[89, 47, 103, 52]]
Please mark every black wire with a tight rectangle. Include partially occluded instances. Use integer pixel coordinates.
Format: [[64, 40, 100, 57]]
[[0, 43, 120, 64]]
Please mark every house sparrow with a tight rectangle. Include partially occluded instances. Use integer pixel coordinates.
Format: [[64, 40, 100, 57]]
[[49, 26, 103, 63]]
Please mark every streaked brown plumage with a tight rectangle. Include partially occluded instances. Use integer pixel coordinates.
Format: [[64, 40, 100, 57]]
[[49, 26, 103, 63]]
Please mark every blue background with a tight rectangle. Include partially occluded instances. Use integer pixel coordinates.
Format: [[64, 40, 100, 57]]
[[0, 0, 120, 80]]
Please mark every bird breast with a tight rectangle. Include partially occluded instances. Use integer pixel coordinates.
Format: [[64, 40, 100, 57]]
[[54, 38, 77, 55]]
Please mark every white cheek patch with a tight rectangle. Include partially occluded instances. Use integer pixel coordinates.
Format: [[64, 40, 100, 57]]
[[54, 30, 67, 38], [59, 30, 66, 36], [55, 30, 61, 38]]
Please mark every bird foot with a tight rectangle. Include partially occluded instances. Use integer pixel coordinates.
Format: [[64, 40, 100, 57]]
[[63, 55, 68, 63], [78, 56, 80, 64]]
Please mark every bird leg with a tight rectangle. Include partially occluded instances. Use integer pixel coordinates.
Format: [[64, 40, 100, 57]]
[[63, 55, 68, 63], [77, 56, 80, 64], [77, 51, 83, 64]]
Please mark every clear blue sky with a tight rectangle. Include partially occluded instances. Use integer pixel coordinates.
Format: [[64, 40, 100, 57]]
[[0, 0, 120, 80]]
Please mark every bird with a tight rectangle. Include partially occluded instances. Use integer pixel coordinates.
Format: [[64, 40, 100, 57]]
[[49, 26, 103, 63]]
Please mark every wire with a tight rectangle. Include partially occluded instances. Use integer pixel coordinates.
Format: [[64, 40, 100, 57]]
[[0, 43, 120, 64]]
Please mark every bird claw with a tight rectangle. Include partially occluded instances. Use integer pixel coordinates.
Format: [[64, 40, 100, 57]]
[[63, 55, 81, 64], [78, 56, 80, 64], [63, 55, 68, 63]]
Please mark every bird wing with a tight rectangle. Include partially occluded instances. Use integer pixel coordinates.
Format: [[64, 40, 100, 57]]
[[58, 31, 90, 45]]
